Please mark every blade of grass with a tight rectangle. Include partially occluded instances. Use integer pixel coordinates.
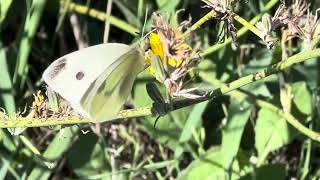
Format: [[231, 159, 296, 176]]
[[0, 158, 9, 179], [67, 2, 139, 36], [0, 157, 20, 180], [13, 0, 47, 89], [28, 126, 79, 179], [0, 41, 16, 114], [19, 135, 54, 169], [0, 0, 13, 25], [137, 0, 144, 20]]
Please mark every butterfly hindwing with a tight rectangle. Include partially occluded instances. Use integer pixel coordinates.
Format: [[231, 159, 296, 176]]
[[80, 45, 144, 121]]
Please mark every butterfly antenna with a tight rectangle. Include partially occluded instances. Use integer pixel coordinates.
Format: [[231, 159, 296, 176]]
[[153, 115, 161, 128], [140, 8, 158, 40], [141, 6, 149, 38]]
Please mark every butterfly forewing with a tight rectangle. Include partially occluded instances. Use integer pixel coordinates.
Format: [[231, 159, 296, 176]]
[[80, 45, 144, 121], [42, 43, 131, 117]]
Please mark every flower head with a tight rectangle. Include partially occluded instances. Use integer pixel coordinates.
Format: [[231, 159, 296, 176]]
[[255, 0, 317, 49], [28, 91, 47, 118], [145, 13, 201, 99]]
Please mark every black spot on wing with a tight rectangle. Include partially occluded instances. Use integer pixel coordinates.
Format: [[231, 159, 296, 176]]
[[49, 58, 67, 79], [76, 71, 85, 80]]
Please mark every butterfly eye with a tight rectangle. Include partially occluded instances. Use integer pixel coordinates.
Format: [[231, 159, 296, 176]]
[[76, 71, 85, 80]]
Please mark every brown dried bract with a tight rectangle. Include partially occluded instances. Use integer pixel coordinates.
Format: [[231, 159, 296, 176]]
[[201, 0, 238, 41]]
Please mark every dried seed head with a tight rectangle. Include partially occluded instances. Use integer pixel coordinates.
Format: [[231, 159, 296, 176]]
[[151, 13, 193, 67], [291, 0, 310, 18], [301, 9, 320, 49], [201, 0, 238, 41], [256, 0, 313, 48]]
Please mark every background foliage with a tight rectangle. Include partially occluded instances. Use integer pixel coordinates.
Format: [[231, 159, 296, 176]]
[[0, 0, 320, 179]]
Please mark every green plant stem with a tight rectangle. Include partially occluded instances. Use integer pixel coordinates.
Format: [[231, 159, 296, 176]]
[[233, 14, 262, 38], [0, 107, 152, 128], [67, 2, 140, 36], [1, 49, 319, 129], [182, 10, 215, 37]]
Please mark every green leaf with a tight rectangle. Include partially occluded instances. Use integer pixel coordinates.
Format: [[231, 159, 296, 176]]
[[241, 81, 272, 97], [292, 82, 312, 115], [155, 0, 180, 12], [66, 133, 112, 178], [244, 50, 273, 75], [306, 58, 319, 88], [241, 51, 273, 97], [114, 0, 140, 27], [151, 55, 166, 83], [240, 164, 286, 180], [221, 98, 252, 169], [177, 147, 241, 180], [175, 101, 208, 158], [179, 101, 208, 143], [255, 108, 297, 164]]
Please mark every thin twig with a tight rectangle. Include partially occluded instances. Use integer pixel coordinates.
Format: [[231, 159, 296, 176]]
[[103, 0, 113, 43], [68, 2, 139, 35], [69, 13, 89, 49]]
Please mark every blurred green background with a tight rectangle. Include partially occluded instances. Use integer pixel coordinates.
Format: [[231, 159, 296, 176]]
[[0, 0, 320, 179]]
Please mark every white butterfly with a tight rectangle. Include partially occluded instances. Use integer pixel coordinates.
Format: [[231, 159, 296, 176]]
[[42, 43, 144, 122]]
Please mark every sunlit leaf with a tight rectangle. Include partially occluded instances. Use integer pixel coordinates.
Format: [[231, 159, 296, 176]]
[[292, 82, 312, 116], [255, 108, 297, 164], [177, 147, 241, 180], [221, 98, 252, 169]]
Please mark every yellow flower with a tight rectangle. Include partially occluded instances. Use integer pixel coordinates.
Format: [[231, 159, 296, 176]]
[[149, 33, 165, 61], [32, 91, 44, 107], [168, 58, 182, 67], [146, 32, 166, 76], [145, 31, 193, 77]]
